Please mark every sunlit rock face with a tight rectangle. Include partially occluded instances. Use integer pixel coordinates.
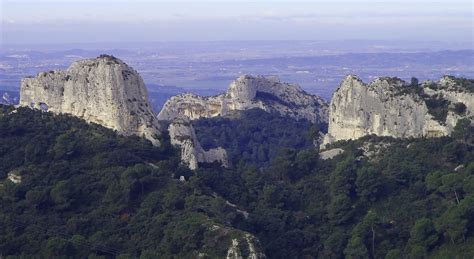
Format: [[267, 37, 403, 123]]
[[168, 116, 229, 170], [20, 55, 162, 146], [322, 75, 473, 147], [158, 75, 328, 124]]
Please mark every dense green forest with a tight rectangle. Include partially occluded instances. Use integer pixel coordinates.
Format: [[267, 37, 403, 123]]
[[1, 105, 473, 258], [0, 105, 255, 258], [193, 109, 323, 167]]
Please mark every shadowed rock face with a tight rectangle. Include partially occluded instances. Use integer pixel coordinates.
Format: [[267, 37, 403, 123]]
[[20, 55, 162, 146], [158, 75, 328, 124], [323, 75, 474, 147]]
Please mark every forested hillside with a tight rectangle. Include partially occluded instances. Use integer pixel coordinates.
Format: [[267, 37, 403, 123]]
[[1, 105, 473, 258], [193, 109, 323, 167], [0, 105, 262, 258]]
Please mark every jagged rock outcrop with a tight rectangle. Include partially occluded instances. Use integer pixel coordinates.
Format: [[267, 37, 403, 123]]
[[19, 55, 162, 146], [158, 75, 328, 124], [168, 116, 229, 170], [225, 233, 266, 259], [323, 75, 473, 147]]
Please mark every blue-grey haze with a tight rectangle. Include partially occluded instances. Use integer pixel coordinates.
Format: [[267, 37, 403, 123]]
[[1, 0, 473, 44]]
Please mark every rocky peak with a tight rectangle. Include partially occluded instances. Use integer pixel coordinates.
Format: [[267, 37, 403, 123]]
[[228, 75, 259, 100], [322, 75, 473, 148], [343, 74, 363, 84], [438, 75, 461, 88], [436, 75, 474, 92], [20, 55, 162, 146], [158, 74, 328, 124], [371, 77, 406, 88], [227, 75, 282, 101], [158, 74, 327, 169]]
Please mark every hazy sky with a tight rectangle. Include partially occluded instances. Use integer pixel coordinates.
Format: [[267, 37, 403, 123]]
[[1, 0, 473, 44]]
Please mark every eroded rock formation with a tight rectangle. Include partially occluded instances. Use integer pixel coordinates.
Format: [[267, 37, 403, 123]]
[[168, 116, 229, 170], [323, 75, 473, 147], [158, 75, 328, 124], [20, 55, 162, 146], [159, 74, 327, 169], [225, 232, 266, 259]]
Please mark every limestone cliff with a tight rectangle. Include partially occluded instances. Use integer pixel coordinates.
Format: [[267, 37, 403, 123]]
[[323, 75, 473, 147], [158, 75, 328, 124], [20, 55, 162, 146], [168, 116, 229, 170]]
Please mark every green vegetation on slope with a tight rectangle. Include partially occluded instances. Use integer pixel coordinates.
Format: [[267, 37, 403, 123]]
[[193, 111, 474, 258], [0, 105, 258, 258], [1, 105, 473, 258], [193, 109, 323, 167]]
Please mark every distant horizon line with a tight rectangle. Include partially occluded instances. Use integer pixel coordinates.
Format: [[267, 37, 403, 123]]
[[2, 39, 473, 46]]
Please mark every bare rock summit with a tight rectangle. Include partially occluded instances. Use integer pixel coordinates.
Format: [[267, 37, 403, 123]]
[[322, 75, 473, 147], [158, 75, 328, 124], [20, 55, 162, 146]]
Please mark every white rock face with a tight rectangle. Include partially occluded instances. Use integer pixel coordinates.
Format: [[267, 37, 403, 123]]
[[168, 116, 229, 170], [323, 75, 473, 147], [20, 55, 162, 146], [226, 239, 243, 259], [206, 223, 265, 259], [244, 233, 266, 259], [226, 234, 266, 259], [319, 148, 344, 160], [7, 170, 22, 184], [158, 75, 328, 124], [159, 74, 326, 170]]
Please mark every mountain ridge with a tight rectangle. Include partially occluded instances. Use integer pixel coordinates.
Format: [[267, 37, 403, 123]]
[[158, 75, 329, 125]]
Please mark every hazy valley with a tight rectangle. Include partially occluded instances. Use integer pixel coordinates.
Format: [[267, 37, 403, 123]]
[[2, 41, 473, 106]]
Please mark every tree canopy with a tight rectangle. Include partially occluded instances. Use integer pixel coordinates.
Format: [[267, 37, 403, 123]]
[[0, 105, 473, 258]]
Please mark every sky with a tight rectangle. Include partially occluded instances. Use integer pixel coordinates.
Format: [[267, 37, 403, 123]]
[[1, 0, 473, 45]]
